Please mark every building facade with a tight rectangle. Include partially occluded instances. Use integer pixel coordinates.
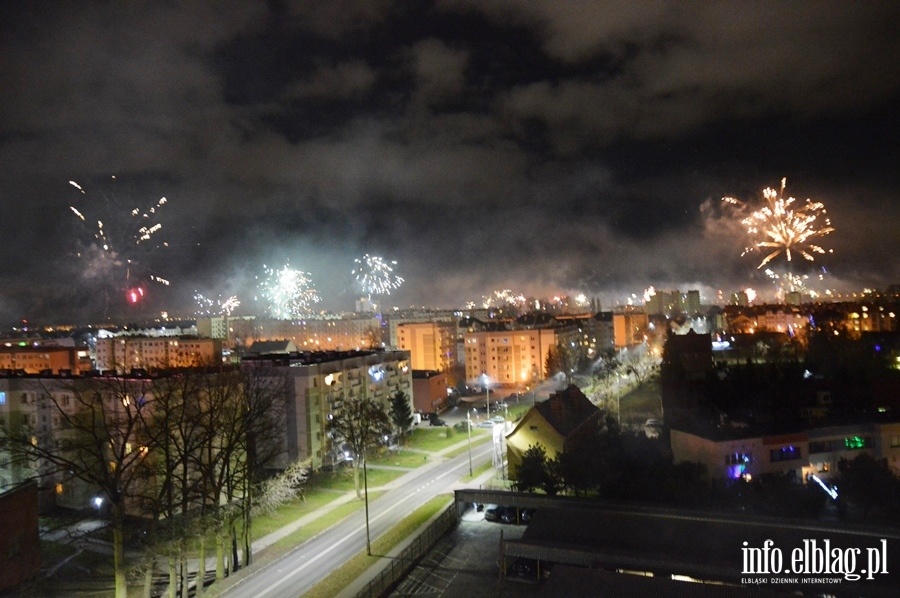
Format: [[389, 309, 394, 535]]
[[244, 350, 413, 470], [671, 421, 900, 482], [0, 346, 92, 375], [463, 328, 558, 387], [95, 336, 223, 373], [227, 315, 381, 351], [411, 370, 448, 413], [612, 310, 649, 348], [396, 321, 456, 372]]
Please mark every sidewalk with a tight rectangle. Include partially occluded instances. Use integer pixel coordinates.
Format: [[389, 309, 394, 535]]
[[335, 465, 499, 598], [39, 434, 494, 589], [252, 434, 491, 553]]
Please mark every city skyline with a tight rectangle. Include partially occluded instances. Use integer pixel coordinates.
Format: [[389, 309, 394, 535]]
[[1, 1, 897, 322]]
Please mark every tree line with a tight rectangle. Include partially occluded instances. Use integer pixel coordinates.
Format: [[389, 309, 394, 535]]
[[1, 365, 302, 598]]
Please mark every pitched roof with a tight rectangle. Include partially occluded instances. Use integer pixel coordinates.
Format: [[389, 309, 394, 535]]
[[533, 384, 600, 438]]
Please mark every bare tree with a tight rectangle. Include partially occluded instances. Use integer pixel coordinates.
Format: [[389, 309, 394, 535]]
[[329, 397, 389, 499], [0, 376, 156, 598]]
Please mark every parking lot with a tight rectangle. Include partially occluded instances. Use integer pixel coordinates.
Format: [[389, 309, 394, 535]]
[[388, 506, 540, 597]]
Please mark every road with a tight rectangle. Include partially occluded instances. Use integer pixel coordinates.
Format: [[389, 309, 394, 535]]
[[223, 441, 495, 598]]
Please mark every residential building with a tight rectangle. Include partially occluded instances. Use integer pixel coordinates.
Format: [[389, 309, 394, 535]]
[[243, 349, 413, 470], [0, 482, 40, 592], [670, 421, 900, 482], [397, 321, 456, 373], [612, 310, 648, 348], [411, 370, 448, 413], [0, 346, 92, 375], [227, 315, 381, 351], [95, 336, 222, 373], [505, 385, 602, 480], [464, 328, 557, 387]]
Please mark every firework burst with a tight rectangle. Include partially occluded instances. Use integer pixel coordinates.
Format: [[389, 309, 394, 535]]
[[482, 289, 526, 309], [723, 178, 834, 269], [68, 177, 170, 308], [194, 293, 241, 316], [352, 254, 404, 298], [256, 264, 320, 319]]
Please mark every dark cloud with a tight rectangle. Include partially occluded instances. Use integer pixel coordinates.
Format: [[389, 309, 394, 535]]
[[0, 1, 897, 322]]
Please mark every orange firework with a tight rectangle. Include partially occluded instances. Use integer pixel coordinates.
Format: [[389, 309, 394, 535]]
[[723, 178, 834, 269]]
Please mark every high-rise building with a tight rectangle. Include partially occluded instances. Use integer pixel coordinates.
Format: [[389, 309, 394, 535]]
[[243, 349, 412, 470], [463, 328, 557, 387], [396, 321, 456, 372]]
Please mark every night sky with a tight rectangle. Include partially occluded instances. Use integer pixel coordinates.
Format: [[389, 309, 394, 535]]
[[1, 1, 898, 323]]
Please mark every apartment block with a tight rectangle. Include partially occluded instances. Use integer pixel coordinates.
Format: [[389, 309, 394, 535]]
[[95, 336, 222, 373], [396, 321, 456, 372], [0, 346, 92, 375], [463, 329, 557, 387], [226, 315, 381, 351], [243, 349, 413, 470]]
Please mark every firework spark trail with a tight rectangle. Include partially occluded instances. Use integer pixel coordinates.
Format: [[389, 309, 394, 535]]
[[257, 264, 321, 319], [723, 178, 834, 269], [68, 177, 171, 306], [482, 289, 526, 309], [352, 254, 404, 297], [194, 293, 241, 316]]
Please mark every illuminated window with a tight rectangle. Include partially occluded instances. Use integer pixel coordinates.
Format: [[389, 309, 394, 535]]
[[56, 483, 63, 494], [725, 453, 751, 466], [843, 436, 869, 450], [770, 445, 801, 462]]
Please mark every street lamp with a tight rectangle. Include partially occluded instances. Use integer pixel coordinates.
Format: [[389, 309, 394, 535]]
[[466, 410, 473, 477], [482, 372, 490, 418], [363, 445, 371, 556]]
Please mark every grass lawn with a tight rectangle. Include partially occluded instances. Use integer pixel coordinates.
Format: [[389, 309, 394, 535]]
[[460, 460, 494, 483], [252, 487, 349, 537], [506, 403, 531, 421], [304, 494, 453, 598], [442, 435, 491, 459], [311, 466, 406, 491], [620, 378, 662, 424], [368, 449, 432, 468], [270, 491, 384, 550], [406, 427, 487, 453]]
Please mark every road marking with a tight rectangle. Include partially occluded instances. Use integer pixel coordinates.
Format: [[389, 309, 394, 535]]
[[251, 445, 493, 597]]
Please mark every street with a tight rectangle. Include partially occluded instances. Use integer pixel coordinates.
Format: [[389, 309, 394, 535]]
[[223, 441, 495, 598]]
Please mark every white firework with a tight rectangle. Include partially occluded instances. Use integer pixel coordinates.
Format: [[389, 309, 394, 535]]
[[352, 254, 404, 297], [257, 264, 321, 319]]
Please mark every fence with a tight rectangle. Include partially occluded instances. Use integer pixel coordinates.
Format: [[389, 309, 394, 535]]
[[354, 503, 458, 598]]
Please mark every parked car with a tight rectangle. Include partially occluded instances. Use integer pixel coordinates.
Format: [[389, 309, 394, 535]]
[[499, 507, 518, 524], [490, 415, 506, 424], [520, 508, 536, 524], [477, 420, 496, 428], [429, 417, 448, 427], [484, 504, 502, 522]]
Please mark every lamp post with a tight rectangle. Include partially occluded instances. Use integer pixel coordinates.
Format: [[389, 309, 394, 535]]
[[482, 373, 490, 418], [466, 410, 473, 477], [363, 445, 371, 556]]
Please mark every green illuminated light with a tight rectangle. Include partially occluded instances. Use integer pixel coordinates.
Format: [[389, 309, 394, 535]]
[[844, 436, 865, 449]]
